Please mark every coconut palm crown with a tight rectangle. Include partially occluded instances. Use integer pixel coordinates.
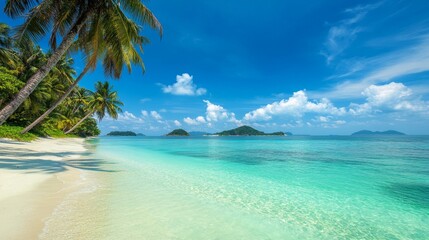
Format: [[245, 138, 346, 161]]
[[0, 0, 162, 125]]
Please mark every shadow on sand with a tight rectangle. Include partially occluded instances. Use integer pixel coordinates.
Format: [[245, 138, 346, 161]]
[[0, 149, 116, 174]]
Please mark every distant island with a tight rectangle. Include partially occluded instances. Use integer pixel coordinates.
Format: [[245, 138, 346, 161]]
[[166, 129, 190, 136], [215, 126, 285, 136], [107, 131, 138, 136], [351, 130, 405, 136]]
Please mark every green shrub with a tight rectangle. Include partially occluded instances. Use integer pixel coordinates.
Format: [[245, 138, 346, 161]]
[[32, 122, 78, 138], [0, 125, 38, 142]]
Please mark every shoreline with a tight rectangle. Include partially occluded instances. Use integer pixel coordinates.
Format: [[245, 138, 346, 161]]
[[0, 138, 94, 239]]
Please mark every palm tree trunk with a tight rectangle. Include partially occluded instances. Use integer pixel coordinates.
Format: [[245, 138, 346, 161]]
[[0, 12, 91, 125], [65, 111, 93, 134], [21, 65, 91, 133]]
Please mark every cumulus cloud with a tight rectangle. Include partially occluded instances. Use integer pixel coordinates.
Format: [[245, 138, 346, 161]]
[[141, 110, 148, 117], [196, 116, 206, 123], [311, 116, 347, 128], [244, 90, 346, 121], [204, 100, 230, 122], [118, 111, 139, 121], [174, 120, 182, 127], [183, 116, 206, 125], [150, 111, 163, 120], [183, 100, 242, 127], [350, 82, 429, 114], [162, 73, 207, 96]]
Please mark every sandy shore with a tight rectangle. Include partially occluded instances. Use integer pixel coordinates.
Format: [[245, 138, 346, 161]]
[[0, 138, 93, 240]]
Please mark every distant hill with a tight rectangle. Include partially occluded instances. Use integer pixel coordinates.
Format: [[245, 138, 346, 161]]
[[166, 129, 190, 136], [351, 130, 405, 136], [107, 131, 137, 136], [216, 126, 285, 136], [189, 131, 210, 136]]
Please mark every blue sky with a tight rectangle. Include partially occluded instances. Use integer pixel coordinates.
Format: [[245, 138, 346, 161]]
[[2, 0, 429, 135]]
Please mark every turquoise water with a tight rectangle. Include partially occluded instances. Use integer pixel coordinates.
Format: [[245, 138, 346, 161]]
[[88, 136, 429, 239]]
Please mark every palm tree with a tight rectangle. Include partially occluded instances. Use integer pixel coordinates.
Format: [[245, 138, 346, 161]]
[[21, 10, 152, 134], [6, 43, 77, 126], [0, 0, 161, 125], [66, 87, 93, 114], [0, 23, 17, 66], [65, 81, 122, 134]]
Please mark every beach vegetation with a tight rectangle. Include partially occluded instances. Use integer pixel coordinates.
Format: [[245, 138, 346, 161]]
[[0, 0, 162, 129], [216, 126, 285, 136], [0, 125, 37, 141], [166, 129, 190, 136], [107, 131, 138, 136], [65, 81, 123, 134]]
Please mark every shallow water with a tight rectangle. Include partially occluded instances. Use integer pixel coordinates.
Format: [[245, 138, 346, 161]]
[[47, 136, 429, 239]]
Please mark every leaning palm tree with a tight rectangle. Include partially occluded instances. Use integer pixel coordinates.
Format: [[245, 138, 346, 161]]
[[65, 81, 122, 134], [0, 0, 161, 125], [21, 7, 152, 133]]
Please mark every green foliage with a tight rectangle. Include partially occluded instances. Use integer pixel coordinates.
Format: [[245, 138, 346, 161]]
[[217, 126, 265, 136], [65, 81, 123, 134], [0, 125, 37, 141], [31, 122, 77, 138], [216, 126, 285, 136], [91, 81, 123, 121], [107, 131, 137, 136], [0, 67, 24, 107], [166, 129, 190, 136], [72, 118, 101, 137], [0, 21, 125, 141]]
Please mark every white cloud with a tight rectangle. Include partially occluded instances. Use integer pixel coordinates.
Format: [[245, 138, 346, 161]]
[[162, 73, 207, 96], [363, 82, 412, 106], [196, 116, 206, 123], [141, 110, 148, 117], [318, 116, 330, 122], [316, 25, 429, 100], [118, 111, 139, 121], [183, 116, 206, 125], [350, 82, 429, 114], [311, 116, 346, 128], [204, 100, 233, 122], [244, 90, 346, 121], [183, 100, 242, 127], [150, 111, 162, 120], [174, 120, 182, 127]]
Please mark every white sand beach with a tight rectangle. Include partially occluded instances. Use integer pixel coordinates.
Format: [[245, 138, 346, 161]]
[[0, 138, 91, 239]]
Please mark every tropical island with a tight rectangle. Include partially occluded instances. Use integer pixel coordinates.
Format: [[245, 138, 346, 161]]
[[166, 129, 190, 136], [351, 130, 406, 136], [215, 126, 285, 136], [107, 131, 138, 136]]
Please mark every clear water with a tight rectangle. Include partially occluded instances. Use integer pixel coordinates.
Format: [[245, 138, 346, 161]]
[[59, 136, 429, 239]]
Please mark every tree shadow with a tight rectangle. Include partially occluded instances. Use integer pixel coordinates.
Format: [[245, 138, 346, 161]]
[[0, 143, 117, 174], [0, 150, 92, 158], [0, 157, 117, 174]]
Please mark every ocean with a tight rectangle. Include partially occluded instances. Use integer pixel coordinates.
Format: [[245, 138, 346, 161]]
[[43, 136, 429, 239]]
